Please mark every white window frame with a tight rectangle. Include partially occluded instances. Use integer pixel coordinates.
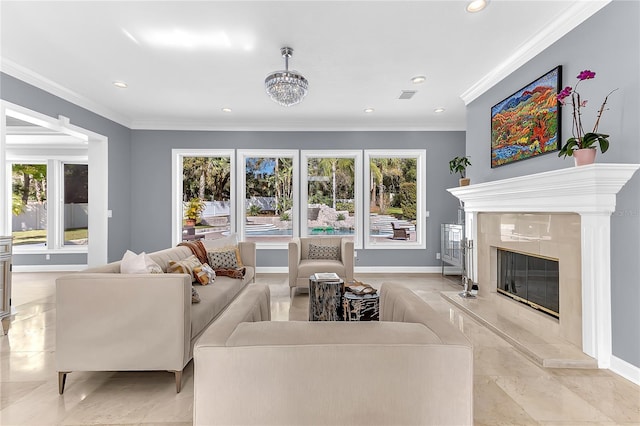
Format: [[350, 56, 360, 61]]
[[301, 150, 363, 249], [171, 149, 236, 246], [364, 149, 426, 249], [237, 149, 299, 248]]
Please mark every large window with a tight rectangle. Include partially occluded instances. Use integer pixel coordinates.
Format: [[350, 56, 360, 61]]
[[364, 150, 426, 249], [172, 150, 235, 244], [238, 150, 298, 246], [301, 151, 363, 248], [10, 160, 89, 250]]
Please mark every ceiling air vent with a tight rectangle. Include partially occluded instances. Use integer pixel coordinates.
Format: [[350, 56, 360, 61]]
[[398, 90, 417, 100]]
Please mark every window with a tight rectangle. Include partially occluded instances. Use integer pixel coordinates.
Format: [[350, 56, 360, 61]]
[[238, 150, 298, 246], [301, 150, 363, 248], [172, 150, 235, 244], [10, 160, 89, 250], [364, 150, 426, 249]]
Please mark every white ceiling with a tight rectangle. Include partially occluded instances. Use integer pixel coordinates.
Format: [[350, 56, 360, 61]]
[[0, 1, 609, 131]]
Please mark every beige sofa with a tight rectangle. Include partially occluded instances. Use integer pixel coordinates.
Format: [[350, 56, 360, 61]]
[[55, 240, 255, 394], [288, 236, 354, 297], [194, 283, 473, 425]]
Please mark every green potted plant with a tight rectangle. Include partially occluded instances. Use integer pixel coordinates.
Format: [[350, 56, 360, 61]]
[[557, 69, 616, 166], [449, 156, 472, 186], [184, 197, 205, 227]]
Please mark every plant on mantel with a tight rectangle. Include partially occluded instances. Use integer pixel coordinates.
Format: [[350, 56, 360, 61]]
[[557, 69, 617, 165], [449, 156, 472, 186]]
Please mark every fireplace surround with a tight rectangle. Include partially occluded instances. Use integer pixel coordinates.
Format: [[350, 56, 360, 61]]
[[448, 164, 639, 368]]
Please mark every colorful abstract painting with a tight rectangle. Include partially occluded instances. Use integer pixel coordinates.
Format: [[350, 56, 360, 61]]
[[491, 66, 562, 167]]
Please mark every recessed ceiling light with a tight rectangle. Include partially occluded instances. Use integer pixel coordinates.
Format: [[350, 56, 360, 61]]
[[222, 107, 232, 113], [434, 107, 446, 113], [466, 0, 488, 13], [411, 76, 426, 84], [364, 108, 375, 113], [113, 81, 128, 89]]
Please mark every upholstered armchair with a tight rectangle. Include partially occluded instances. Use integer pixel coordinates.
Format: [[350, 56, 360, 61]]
[[288, 237, 354, 297]]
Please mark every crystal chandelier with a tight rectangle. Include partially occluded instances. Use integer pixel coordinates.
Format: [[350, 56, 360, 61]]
[[265, 47, 309, 107]]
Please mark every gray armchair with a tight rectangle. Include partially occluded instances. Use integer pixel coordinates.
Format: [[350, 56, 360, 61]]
[[288, 237, 354, 297]]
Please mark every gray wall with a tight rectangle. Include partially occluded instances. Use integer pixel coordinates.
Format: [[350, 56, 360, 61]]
[[465, 1, 640, 367], [130, 130, 465, 267], [1, 73, 133, 264]]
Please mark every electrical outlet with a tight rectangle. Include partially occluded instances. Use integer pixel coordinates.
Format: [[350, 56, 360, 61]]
[[436, 252, 441, 260], [45, 254, 51, 260]]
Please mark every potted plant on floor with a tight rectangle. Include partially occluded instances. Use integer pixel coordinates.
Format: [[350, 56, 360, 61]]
[[184, 197, 205, 227], [557, 69, 617, 166], [449, 156, 472, 186]]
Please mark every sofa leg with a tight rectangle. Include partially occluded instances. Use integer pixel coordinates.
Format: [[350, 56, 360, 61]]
[[174, 370, 183, 393], [290, 287, 295, 298], [58, 372, 68, 395]]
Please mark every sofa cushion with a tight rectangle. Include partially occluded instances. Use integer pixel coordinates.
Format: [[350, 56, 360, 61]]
[[120, 250, 163, 274], [297, 259, 345, 278], [308, 244, 340, 260], [191, 275, 251, 338]]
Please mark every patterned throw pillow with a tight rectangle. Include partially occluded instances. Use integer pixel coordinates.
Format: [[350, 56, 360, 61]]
[[167, 255, 203, 283], [207, 249, 241, 269], [191, 287, 201, 303], [194, 263, 216, 285], [308, 244, 340, 260]]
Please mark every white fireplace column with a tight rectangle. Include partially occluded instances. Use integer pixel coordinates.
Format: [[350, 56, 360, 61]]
[[580, 212, 613, 366], [448, 164, 640, 368]]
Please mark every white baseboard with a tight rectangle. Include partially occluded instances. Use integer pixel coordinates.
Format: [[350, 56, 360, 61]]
[[256, 266, 444, 274], [12, 264, 87, 272], [610, 355, 640, 385]]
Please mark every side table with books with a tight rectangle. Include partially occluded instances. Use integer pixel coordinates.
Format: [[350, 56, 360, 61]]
[[342, 282, 379, 321], [308, 273, 344, 321]]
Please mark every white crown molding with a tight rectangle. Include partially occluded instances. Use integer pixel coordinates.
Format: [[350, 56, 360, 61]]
[[1, 58, 132, 128], [129, 119, 465, 132], [460, 0, 611, 105]]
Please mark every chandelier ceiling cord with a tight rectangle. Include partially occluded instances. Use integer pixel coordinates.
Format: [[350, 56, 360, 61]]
[[265, 46, 309, 107]]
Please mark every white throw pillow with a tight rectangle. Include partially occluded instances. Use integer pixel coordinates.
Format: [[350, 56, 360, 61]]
[[120, 250, 163, 274]]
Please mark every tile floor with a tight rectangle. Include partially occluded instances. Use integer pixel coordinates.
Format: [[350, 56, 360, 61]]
[[1, 272, 639, 425]]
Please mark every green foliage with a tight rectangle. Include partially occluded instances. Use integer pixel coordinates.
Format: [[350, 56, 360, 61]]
[[247, 205, 262, 216], [398, 182, 417, 220], [449, 156, 471, 178], [336, 201, 355, 213], [336, 213, 346, 221], [12, 193, 25, 216], [184, 197, 206, 220], [280, 212, 291, 221], [558, 133, 610, 158]]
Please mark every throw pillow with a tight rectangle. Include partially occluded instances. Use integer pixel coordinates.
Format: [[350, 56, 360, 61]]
[[167, 255, 203, 283], [207, 249, 242, 269], [192, 286, 201, 303], [120, 250, 163, 274], [202, 233, 239, 251], [308, 244, 340, 260], [194, 263, 216, 285]]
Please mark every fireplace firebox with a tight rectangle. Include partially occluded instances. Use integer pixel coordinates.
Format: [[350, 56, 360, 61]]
[[497, 249, 559, 318]]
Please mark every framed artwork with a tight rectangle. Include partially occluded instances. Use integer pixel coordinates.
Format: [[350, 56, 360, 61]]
[[491, 66, 562, 168]]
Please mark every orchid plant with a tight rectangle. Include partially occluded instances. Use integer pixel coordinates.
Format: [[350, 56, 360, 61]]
[[557, 69, 617, 158]]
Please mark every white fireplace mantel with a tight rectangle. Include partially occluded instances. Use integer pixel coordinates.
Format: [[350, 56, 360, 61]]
[[447, 163, 639, 368]]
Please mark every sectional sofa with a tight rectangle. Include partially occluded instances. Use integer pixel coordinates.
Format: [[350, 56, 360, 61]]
[[55, 239, 256, 394], [194, 282, 473, 425]]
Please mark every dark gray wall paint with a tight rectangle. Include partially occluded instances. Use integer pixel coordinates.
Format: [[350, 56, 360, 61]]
[[1, 73, 132, 263], [465, 1, 640, 367], [130, 130, 465, 267]]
